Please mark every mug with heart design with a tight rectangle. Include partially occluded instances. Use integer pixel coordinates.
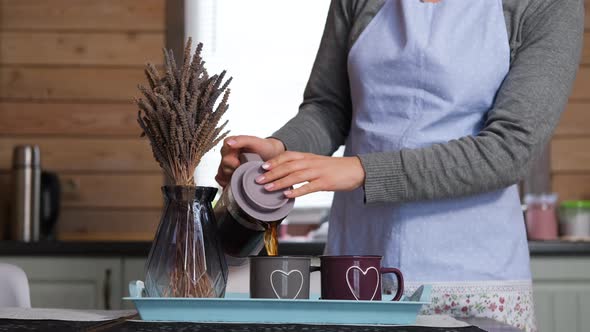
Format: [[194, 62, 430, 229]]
[[250, 256, 318, 299], [319, 255, 404, 301]]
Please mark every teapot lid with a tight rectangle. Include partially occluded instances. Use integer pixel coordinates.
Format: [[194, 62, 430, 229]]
[[230, 159, 294, 222]]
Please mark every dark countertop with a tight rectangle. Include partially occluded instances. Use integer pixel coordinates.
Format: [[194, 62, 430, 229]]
[[0, 240, 327, 257], [527, 240, 590, 256], [0, 318, 519, 332], [0, 240, 589, 257]]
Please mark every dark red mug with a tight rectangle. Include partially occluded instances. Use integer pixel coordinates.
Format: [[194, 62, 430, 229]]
[[318, 255, 404, 301]]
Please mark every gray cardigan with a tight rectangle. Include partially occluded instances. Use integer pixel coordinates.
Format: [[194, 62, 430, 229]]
[[272, 0, 584, 204]]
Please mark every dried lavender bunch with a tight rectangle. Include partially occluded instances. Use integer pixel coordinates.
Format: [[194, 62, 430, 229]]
[[136, 38, 231, 185]]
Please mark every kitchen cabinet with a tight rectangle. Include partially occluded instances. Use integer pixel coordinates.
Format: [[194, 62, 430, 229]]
[[0, 257, 122, 310], [0, 256, 273, 310], [530, 257, 590, 332]]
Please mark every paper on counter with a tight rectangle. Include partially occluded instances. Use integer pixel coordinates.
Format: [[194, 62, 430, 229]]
[[0, 307, 137, 321]]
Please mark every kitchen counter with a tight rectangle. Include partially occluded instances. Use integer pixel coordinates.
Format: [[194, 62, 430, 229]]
[[0, 240, 588, 256], [0, 319, 502, 332], [0, 240, 327, 257], [527, 240, 590, 256]]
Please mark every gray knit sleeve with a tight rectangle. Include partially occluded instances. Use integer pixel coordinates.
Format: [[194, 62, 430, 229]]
[[358, 0, 584, 204], [271, 0, 353, 156]]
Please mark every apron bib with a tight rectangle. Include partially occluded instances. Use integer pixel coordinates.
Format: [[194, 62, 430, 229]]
[[327, 1, 535, 330]]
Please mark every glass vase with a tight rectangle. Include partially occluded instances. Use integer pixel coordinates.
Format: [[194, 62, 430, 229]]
[[145, 185, 228, 298]]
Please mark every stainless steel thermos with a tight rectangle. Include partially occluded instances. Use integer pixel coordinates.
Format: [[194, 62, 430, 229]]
[[10, 145, 41, 242]]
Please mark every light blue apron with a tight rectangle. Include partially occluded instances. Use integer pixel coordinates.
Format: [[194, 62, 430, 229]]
[[327, 0, 531, 284]]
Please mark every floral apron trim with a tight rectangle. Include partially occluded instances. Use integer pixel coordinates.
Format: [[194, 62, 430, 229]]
[[386, 280, 536, 332]]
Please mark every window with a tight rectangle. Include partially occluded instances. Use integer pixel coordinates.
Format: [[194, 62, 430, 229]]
[[186, 0, 336, 208]]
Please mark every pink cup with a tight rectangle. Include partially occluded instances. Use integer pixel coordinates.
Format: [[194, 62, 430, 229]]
[[525, 194, 558, 240]]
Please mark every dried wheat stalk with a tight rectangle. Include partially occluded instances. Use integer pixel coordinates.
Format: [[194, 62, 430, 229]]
[[137, 38, 230, 298], [136, 38, 231, 186]]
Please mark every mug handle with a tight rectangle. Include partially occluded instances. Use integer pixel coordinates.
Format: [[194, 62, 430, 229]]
[[310, 266, 321, 273], [380, 268, 404, 301]]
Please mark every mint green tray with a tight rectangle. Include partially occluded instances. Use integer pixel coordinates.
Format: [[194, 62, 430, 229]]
[[124, 282, 431, 326]]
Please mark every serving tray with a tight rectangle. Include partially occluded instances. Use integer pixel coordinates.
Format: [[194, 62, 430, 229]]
[[124, 282, 431, 326]]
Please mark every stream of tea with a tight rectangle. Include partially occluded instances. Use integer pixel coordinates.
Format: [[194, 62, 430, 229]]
[[263, 222, 279, 256]]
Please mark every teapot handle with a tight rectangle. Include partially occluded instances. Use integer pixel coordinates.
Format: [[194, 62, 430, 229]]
[[239, 153, 263, 163]]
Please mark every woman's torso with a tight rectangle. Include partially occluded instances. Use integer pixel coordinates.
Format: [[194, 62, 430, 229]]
[[326, 1, 535, 330], [328, 0, 530, 283]]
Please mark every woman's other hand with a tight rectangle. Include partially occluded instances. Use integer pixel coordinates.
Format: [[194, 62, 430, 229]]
[[255, 152, 365, 198], [215, 136, 285, 187]]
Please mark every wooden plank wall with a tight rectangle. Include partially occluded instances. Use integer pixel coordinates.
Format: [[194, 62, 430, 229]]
[[0, 0, 166, 241], [551, 2, 590, 201]]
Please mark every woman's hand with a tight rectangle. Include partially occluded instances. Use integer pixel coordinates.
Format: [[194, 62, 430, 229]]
[[215, 136, 285, 187], [255, 152, 366, 198]]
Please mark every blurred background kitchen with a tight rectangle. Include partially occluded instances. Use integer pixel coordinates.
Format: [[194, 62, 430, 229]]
[[0, 1, 588, 331]]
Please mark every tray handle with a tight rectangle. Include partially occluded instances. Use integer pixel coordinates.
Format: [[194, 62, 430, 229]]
[[419, 284, 433, 302], [129, 280, 145, 298]]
